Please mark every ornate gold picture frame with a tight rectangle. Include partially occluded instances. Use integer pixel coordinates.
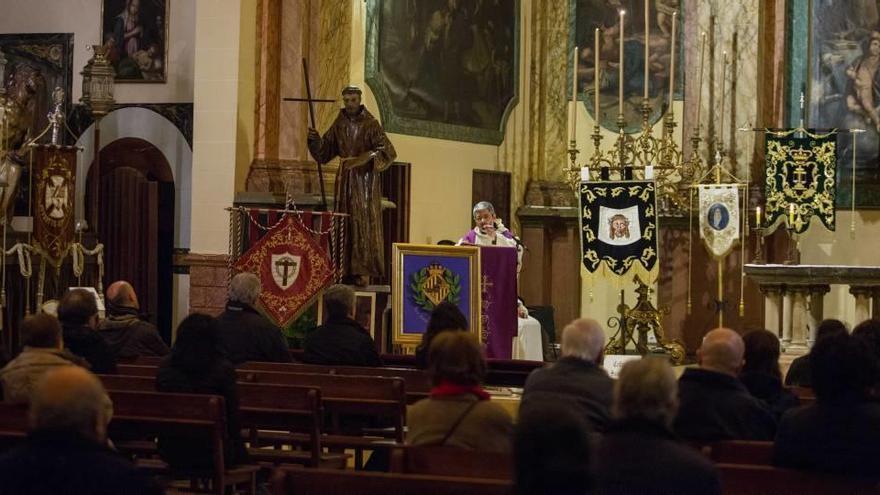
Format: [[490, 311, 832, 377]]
[[391, 243, 481, 348]]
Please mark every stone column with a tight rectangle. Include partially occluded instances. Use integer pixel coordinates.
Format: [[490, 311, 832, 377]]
[[760, 284, 784, 337], [781, 288, 792, 346], [806, 285, 829, 347], [787, 287, 809, 354], [850, 286, 874, 324], [873, 288, 880, 319]]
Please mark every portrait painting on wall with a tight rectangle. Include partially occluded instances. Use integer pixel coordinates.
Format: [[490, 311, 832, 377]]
[[809, 0, 880, 207], [572, 0, 683, 132], [101, 0, 168, 82], [365, 0, 519, 145], [0, 33, 74, 218]]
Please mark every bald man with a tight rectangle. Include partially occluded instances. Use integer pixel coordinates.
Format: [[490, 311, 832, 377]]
[[99, 281, 169, 360], [673, 328, 776, 442], [519, 318, 614, 432], [0, 367, 161, 494]]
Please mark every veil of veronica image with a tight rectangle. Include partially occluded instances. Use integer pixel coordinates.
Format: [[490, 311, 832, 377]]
[[579, 180, 659, 283], [764, 129, 837, 234]]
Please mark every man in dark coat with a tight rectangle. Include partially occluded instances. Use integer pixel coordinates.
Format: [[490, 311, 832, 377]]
[[307, 85, 397, 285], [674, 328, 776, 442], [57, 289, 117, 374], [784, 319, 847, 387], [774, 332, 880, 476], [98, 281, 169, 361], [596, 357, 721, 495], [0, 366, 161, 494], [519, 318, 613, 432], [216, 272, 290, 365], [303, 284, 381, 367]]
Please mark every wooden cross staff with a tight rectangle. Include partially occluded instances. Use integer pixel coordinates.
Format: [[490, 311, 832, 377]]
[[282, 58, 336, 210]]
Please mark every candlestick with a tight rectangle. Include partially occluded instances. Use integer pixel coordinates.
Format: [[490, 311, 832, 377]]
[[571, 46, 579, 144], [696, 32, 706, 131], [594, 28, 600, 121], [719, 51, 727, 149], [667, 12, 676, 113], [644, 0, 650, 100], [619, 9, 626, 118]]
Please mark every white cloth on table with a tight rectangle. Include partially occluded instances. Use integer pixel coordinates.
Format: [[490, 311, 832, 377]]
[[512, 315, 543, 361]]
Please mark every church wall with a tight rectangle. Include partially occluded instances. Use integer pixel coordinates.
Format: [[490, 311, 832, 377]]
[[0, 0, 195, 103]]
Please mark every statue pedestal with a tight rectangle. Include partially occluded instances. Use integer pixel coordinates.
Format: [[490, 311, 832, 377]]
[[745, 264, 880, 355], [245, 158, 339, 197]]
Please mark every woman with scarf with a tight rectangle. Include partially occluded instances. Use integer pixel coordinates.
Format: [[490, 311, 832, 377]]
[[406, 331, 513, 452]]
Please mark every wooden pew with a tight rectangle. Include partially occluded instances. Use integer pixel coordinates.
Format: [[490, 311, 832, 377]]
[[707, 441, 774, 466], [117, 364, 159, 377], [389, 445, 512, 480], [271, 466, 514, 495], [97, 374, 345, 468], [0, 402, 29, 451], [240, 361, 432, 403], [108, 390, 259, 495], [717, 463, 880, 495], [237, 370, 406, 467]]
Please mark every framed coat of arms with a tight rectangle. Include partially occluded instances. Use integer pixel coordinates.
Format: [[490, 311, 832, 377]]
[[391, 244, 481, 348]]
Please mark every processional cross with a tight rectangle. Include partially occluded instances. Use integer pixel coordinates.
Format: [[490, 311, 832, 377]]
[[283, 58, 336, 210]]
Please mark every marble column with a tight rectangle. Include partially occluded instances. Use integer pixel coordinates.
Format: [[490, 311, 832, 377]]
[[850, 286, 874, 324], [760, 284, 784, 337], [781, 288, 792, 345], [872, 289, 880, 319], [787, 287, 809, 354], [806, 285, 830, 347]]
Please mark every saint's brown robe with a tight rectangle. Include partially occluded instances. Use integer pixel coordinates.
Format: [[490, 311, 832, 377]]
[[307, 106, 397, 279]]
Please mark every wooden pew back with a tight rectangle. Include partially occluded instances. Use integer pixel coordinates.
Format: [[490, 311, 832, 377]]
[[117, 364, 159, 377], [0, 402, 29, 450], [389, 446, 513, 480], [707, 441, 774, 466], [717, 463, 880, 495], [271, 466, 514, 495]]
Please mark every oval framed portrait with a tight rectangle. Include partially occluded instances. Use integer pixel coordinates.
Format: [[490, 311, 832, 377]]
[[707, 203, 730, 231]]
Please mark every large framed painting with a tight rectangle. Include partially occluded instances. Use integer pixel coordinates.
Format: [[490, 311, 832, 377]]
[[391, 244, 481, 348], [0, 33, 74, 216], [101, 0, 169, 82], [571, 0, 683, 133], [365, 0, 519, 145], [807, 0, 880, 207]]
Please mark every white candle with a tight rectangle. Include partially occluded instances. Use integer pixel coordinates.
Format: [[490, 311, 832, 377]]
[[756, 206, 762, 227], [644, 0, 650, 100], [594, 28, 600, 121], [667, 11, 676, 112], [720, 51, 727, 144], [581, 167, 591, 181], [696, 32, 706, 130], [645, 165, 655, 179], [571, 46, 579, 143], [619, 10, 626, 117], [788, 203, 796, 226]]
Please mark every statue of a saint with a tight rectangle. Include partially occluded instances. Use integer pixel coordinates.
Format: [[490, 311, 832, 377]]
[[307, 86, 397, 285]]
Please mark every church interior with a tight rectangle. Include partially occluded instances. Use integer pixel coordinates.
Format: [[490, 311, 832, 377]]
[[0, 0, 879, 493]]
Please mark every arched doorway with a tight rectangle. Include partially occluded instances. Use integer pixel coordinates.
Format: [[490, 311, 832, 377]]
[[85, 137, 176, 343]]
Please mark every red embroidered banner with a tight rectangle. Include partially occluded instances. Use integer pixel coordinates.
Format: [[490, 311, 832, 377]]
[[32, 145, 77, 268], [233, 215, 334, 327]]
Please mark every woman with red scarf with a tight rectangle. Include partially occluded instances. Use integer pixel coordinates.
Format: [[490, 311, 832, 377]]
[[406, 332, 514, 452]]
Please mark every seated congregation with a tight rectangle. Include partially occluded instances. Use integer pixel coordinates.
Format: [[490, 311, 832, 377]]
[[0, 274, 877, 494]]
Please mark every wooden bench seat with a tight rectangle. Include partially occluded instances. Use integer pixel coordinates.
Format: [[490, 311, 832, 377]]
[[108, 390, 259, 495], [717, 463, 880, 495], [271, 466, 514, 495], [389, 445, 512, 480]]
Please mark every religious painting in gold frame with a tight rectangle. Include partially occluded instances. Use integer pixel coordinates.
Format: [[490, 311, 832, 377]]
[[100, 0, 169, 82], [316, 290, 378, 339], [392, 244, 481, 348]]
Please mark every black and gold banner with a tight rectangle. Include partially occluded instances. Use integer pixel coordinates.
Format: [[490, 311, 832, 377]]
[[579, 180, 658, 280], [31, 145, 77, 268], [764, 129, 837, 234]]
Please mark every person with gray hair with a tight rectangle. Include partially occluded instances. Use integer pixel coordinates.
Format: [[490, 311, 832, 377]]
[[519, 319, 614, 432], [302, 284, 382, 366], [0, 367, 161, 494], [674, 327, 776, 442], [595, 358, 721, 494], [215, 272, 290, 364]]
